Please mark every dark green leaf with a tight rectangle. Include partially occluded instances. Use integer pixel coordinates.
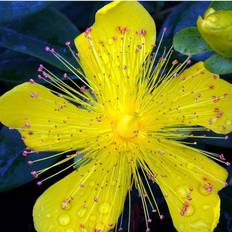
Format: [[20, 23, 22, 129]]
[[55, 2, 98, 31], [173, 27, 211, 56], [7, 8, 80, 47], [0, 26, 76, 73], [217, 186, 232, 232], [0, 126, 58, 192], [210, 1, 232, 10], [0, 51, 40, 84], [205, 54, 232, 74], [0, 50, 76, 84], [159, 2, 210, 38], [196, 131, 232, 148], [0, 8, 80, 73], [142, 1, 165, 14], [0, 2, 51, 23]]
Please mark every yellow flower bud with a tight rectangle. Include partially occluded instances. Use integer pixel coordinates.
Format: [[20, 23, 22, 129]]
[[197, 8, 232, 58]]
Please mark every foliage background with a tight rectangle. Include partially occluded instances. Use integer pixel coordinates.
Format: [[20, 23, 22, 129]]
[[0, 1, 232, 232]]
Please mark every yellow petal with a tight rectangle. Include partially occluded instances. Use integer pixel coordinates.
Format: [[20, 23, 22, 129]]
[[33, 152, 130, 232], [151, 62, 232, 134], [143, 139, 227, 232], [0, 82, 101, 151], [75, 1, 156, 94]]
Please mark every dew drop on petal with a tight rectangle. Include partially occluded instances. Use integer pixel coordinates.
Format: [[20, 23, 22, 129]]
[[58, 214, 70, 226], [177, 186, 189, 198], [99, 202, 110, 214], [226, 120, 232, 126], [102, 53, 109, 64], [80, 228, 87, 232], [66, 229, 75, 232], [202, 204, 211, 210], [190, 220, 211, 230], [111, 180, 117, 186], [89, 181, 95, 187], [108, 39, 113, 45], [77, 208, 87, 217], [184, 205, 195, 217], [186, 163, 195, 170], [89, 216, 96, 223], [179, 224, 185, 232]]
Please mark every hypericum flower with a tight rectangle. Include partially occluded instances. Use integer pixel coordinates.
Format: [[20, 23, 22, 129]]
[[0, 1, 232, 232], [197, 7, 232, 58]]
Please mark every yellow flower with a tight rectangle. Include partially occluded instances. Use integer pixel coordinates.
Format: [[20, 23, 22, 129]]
[[197, 7, 232, 58], [0, 1, 232, 232]]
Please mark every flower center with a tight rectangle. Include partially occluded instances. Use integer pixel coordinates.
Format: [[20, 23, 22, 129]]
[[115, 114, 139, 139]]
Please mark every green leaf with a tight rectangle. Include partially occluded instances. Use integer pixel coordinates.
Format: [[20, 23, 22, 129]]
[[7, 8, 80, 47], [0, 2, 51, 23], [217, 186, 232, 232], [0, 27, 75, 73], [173, 27, 211, 56], [0, 50, 40, 84], [205, 54, 232, 74], [0, 126, 58, 192], [210, 1, 232, 10], [0, 8, 80, 73], [0, 50, 78, 84]]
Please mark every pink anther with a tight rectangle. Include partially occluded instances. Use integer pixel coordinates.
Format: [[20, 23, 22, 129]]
[[30, 93, 38, 98], [25, 122, 30, 127], [22, 151, 28, 157], [27, 160, 33, 165], [29, 79, 35, 84], [37, 181, 42, 186]]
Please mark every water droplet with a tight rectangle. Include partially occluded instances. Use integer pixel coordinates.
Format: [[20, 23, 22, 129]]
[[190, 220, 210, 230], [66, 229, 75, 232], [108, 39, 113, 45], [177, 186, 188, 198], [202, 204, 211, 210], [187, 163, 195, 170], [185, 205, 195, 217], [179, 224, 185, 232], [226, 120, 231, 126], [102, 53, 109, 64], [111, 180, 117, 186], [99, 202, 110, 214], [58, 214, 70, 226], [78, 189, 86, 197], [78, 208, 87, 217], [90, 215, 96, 221], [89, 181, 95, 187], [80, 229, 87, 232]]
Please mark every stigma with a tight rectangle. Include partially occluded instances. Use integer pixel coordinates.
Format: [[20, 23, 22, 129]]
[[114, 114, 140, 139]]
